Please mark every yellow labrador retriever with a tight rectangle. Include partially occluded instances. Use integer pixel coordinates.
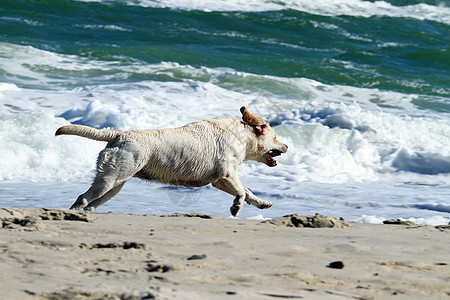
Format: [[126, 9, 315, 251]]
[[55, 107, 287, 216]]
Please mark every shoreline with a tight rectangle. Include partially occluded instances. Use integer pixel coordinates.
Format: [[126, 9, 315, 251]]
[[1, 208, 449, 299]]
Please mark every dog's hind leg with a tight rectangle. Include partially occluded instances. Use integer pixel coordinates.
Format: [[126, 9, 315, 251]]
[[70, 144, 146, 210], [83, 182, 125, 211], [70, 174, 123, 210]]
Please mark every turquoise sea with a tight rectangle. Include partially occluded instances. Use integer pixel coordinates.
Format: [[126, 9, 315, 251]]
[[1, 0, 449, 224]]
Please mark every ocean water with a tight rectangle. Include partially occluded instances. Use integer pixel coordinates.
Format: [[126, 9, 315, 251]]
[[1, 0, 449, 225]]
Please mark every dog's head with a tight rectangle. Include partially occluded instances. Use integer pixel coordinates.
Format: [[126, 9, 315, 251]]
[[241, 106, 288, 167]]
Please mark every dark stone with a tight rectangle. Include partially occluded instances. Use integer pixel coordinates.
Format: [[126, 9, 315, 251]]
[[187, 254, 207, 260], [327, 261, 344, 269]]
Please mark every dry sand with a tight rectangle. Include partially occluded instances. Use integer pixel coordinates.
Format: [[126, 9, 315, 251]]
[[0, 208, 449, 299]]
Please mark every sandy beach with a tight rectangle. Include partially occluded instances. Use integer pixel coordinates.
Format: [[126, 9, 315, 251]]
[[0, 208, 448, 300]]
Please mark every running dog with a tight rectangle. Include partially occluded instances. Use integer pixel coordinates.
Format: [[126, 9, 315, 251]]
[[55, 106, 287, 216]]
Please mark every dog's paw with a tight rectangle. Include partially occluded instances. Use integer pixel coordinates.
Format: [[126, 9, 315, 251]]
[[230, 204, 242, 217], [257, 201, 272, 209], [69, 197, 88, 210]]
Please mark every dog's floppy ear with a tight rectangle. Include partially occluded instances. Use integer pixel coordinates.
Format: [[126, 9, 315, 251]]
[[240, 106, 267, 135]]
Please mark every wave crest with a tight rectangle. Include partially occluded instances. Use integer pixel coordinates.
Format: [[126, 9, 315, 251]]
[[81, 0, 450, 24]]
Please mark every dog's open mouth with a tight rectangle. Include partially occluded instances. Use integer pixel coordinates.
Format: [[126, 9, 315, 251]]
[[266, 150, 282, 167]]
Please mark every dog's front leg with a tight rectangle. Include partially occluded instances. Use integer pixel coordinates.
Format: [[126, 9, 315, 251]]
[[244, 188, 272, 209], [213, 180, 273, 210], [217, 171, 246, 217]]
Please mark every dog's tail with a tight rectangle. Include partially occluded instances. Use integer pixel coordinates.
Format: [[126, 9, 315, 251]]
[[55, 125, 123, 142]]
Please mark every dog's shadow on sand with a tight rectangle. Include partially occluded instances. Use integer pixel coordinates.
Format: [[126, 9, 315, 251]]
[[161, 186, 203, 207]]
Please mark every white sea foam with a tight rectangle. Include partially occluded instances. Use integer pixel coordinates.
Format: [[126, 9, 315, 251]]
[[356, 215, 449, 226], [78, 0, 450, 25], [0, 110, 104, 182], [77, 24, 131, 31]]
